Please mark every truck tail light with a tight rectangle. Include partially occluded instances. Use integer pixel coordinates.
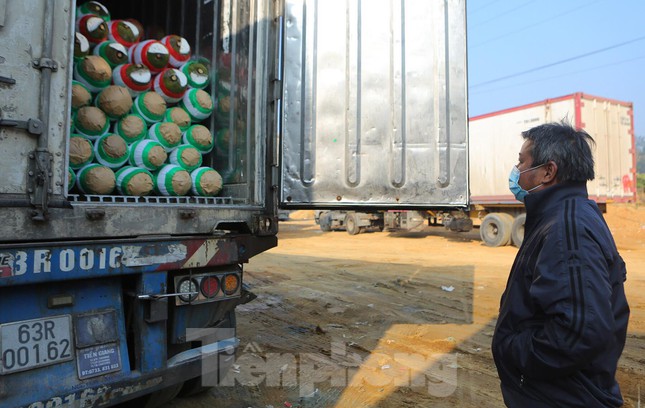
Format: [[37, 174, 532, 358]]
[[223, 274, 240, 295], [173, 269, 242, 305], [200, 276, 220, 298], [177, 278, 199, 303]]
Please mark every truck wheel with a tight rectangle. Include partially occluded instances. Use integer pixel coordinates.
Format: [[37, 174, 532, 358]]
[[319, 212, 332, 232], [480, 213, 513, 247], [511, 213, 526, 247], [345, 213, 360, 235]]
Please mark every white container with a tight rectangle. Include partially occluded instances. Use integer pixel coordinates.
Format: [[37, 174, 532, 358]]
[[469, 93, 637, 205]]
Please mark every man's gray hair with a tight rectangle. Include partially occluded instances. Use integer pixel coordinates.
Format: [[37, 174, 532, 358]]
[[522, 121, 595, 182]]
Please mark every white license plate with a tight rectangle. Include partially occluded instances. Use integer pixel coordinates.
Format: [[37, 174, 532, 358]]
[[0, 315, 73, 374]]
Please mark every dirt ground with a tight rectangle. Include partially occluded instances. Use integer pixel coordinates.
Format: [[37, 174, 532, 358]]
[[167, 203, 645, 408]]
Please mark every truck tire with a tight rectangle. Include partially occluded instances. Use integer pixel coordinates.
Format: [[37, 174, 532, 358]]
[[511, 213, 526, 247], [345, 213, 360, 235], [319, 212, 333, 232], [480, 213, 513, 247]]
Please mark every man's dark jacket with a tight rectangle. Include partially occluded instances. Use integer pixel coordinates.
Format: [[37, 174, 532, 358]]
[[492, 182, 630, 407]]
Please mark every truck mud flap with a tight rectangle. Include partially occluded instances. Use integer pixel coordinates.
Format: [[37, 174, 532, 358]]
[[238, 283, 258, 305]]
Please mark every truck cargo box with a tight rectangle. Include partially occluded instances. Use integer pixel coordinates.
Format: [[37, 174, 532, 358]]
[[0, 0, 284, 244], [469, 93, 636, 205], [0, 0, 469, 245]]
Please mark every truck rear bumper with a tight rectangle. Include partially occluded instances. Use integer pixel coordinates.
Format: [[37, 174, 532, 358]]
[[168, 337, 239, 368], [10, 337, 239, 408]]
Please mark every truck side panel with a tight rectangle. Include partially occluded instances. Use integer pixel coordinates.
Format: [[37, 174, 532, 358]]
[[281, 0, 468, 208]]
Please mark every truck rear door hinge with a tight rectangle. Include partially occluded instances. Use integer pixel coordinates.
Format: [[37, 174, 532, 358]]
[[0, 117, 43, 135], [28, 150, 53, 222], [32, 58, 58, 71]]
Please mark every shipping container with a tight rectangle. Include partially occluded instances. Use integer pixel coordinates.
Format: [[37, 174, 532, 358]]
[[470, 92, 636, 204]]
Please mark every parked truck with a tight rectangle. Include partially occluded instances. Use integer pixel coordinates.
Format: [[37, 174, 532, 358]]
[[469, 93, 636, 247], [317, 93, 637, 247], [314, 208, 468, 235], [0, 1, 468, 407]]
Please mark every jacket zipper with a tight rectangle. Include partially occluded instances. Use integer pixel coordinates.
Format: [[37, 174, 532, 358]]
[[519, 374, 525, 387]]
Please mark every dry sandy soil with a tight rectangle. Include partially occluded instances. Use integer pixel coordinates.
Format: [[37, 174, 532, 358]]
[[167, 203, 645, 408]]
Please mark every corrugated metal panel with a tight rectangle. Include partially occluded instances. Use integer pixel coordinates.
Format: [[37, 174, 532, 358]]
[[0, 0, 72, 199], [280, 0, 468, 208], [469, 93, 636, 204], [578, 95, 635, 201]]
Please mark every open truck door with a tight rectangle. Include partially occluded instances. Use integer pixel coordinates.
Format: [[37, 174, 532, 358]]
[[0, 0, 72, 221], [279, 0, 469, 210]]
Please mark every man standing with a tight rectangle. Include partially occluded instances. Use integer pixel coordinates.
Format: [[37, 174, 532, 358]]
[[492, 122, 630, 407]]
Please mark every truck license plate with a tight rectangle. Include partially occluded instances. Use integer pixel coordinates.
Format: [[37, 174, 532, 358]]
[[0, 315, 73, 374]]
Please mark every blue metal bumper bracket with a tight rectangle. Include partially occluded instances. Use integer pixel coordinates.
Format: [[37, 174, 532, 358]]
[[137, 272, 168, 372]]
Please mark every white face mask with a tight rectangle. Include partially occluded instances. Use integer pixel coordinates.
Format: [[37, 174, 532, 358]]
[[508, 163, 545, 202]]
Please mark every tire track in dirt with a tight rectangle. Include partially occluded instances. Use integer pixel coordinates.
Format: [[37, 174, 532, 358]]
[[165, 204, 644, 408]]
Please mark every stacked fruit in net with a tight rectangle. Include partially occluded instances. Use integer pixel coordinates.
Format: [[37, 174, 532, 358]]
[[70, 1, 222, 197]]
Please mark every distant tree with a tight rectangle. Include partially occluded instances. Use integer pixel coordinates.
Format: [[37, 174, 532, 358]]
[[638, 135, 645, 174], [638, 174, 645, 198], [637, 136, 645, 200]]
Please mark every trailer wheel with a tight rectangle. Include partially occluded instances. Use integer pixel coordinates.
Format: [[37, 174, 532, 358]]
[[319, 212, 333, 232], [480, 213, 513, 247], [511, 213, 526, 247], [345, 213, 360, 235]]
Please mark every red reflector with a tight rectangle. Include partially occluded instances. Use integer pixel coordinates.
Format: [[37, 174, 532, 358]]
[[200, 276, 220, 298]]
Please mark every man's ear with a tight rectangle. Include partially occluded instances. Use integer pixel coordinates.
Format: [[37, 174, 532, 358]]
[[542, 160, 558, 184]]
